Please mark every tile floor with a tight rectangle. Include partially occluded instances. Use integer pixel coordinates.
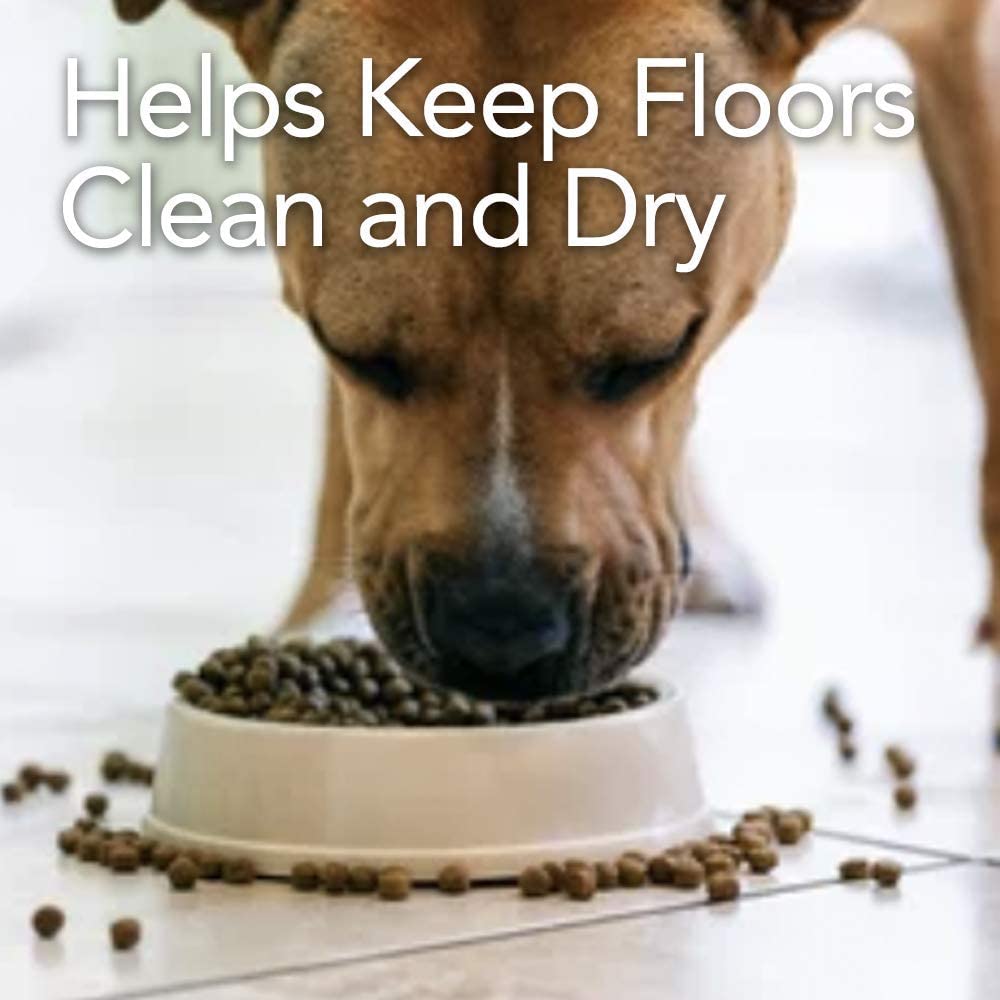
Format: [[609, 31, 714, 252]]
[[2, 131, 998, 998]]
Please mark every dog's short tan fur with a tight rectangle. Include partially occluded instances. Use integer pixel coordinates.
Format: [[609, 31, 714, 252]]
[[116, 0, 1000, 697]]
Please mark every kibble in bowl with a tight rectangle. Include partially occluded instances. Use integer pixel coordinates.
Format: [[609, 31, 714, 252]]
[[144, 639, 711, 882]]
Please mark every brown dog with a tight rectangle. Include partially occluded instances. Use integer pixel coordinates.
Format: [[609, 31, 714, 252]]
[[115, 0, 1000, 702]]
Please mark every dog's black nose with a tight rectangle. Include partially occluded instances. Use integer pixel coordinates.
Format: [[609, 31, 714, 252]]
[[423, 561, 571, 697]]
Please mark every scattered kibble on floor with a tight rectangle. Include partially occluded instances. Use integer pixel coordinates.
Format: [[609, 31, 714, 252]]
[[109, 917, 141, 952], [83, 792, 108, 819], [839, 858, 871, 881], [31, 906, 65, 941], [437, 863, 471, 895], [167, 856, 199, 891], [894, 783, 918, 811], [377, 866, 412, 901], [873, 859, 903, 889]]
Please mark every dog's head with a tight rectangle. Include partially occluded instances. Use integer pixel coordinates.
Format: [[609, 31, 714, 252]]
[[117, 0, 861, 699]]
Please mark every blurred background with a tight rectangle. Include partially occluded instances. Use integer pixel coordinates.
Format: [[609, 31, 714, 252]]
[[0, 3, 985, 757]]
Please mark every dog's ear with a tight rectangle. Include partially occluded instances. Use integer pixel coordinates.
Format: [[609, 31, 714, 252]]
[[725, 0, 863, 64], [112, 1, 291, 74]]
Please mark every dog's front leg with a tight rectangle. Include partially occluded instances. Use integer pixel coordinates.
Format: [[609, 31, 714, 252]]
[[867, 0, 1000, 741], [282, 374, 356, 633]]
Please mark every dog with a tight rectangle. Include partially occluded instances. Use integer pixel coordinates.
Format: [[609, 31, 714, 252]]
[[114, 0, 1000, 704]]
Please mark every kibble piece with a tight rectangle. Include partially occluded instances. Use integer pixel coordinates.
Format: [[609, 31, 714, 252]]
[[648, 855, 675, 885], [348, 865, 378, 893], [894, 783, 918, 811], [101, 752, 129, 783], [152, 844, 179, 871], [378, 866, 412, 901], [167, 856, 199, 891], [616, 856, 647, 888], [672, 857, 706, 890], [31, 905, 65, 940], [109, 917, 141, 952], [703, 852, 737, 877], [2, 782, 23, 804], [56, 827, 82, 856], [109, 843, 141, 873], [84, 792, 109, 819], [789, 809, 814, 833], [543, 861, 566, 892], [564, 865, 597, 901], [839, 735, 857, 762], [290, 861, 321, 891], [437, 863, 471, 895], [322, 862, 349, 894], [136, 837, 158, 866], [835, 715, 854, 735], [706, 872, 741, 903], [821, 688, 842, 720], [197, 852, 223, 880], [222, 857, 256, 885], [43, 771, 71, 794], [19, 764, 45, 791], [78, 833, 104, 863], [872, 859, 903, 889], [746, 847, 779, 875], [518, 866, 553, 898], [885, 745, 916, 780], [595, 861, 618, 890], [839, 857, 871, 881], [775, 814, 806, 845]]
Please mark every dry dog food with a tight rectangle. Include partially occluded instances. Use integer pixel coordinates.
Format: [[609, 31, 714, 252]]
[[595, 860, 619, 890], [174, 636, 659, 728], [101, 751, 154, 787], [108, 843, 141, 874], [3, 763, 71, 805], [348, 865, 379, 893], [775, 813, 806, 846], [839, 857, 871, 881], [616, 855, 648, 888], [706, 872, 741, 903], [437, 863, 471, 894], [872, 859, 903, 888], [222, 857, 257, 885], [885, 745, 917, 780], [518, 866, 553, 897], [894, 783, 918, 811], [565, 865, 597, 901], [838, 734, 857, 762], [83, 792, 109, 819], [167, 856, 199, 891], [378, 866, 412, 901], [109, 917, 141, 952], [31, 905, 65, 940], [746, 847, 779, 875], [322, 862, 349, 894], [672, 857, 706, 890], [290, 861, 321, 891]]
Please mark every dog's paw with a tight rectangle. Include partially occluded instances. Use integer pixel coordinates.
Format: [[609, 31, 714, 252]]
[[682, 531, 766, 617]]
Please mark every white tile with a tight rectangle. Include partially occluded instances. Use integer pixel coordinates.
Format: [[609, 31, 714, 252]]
[[161, 863, 992, 1000]]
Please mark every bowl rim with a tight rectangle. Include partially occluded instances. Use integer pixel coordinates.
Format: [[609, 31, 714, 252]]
[[169, 680, 678, 741]]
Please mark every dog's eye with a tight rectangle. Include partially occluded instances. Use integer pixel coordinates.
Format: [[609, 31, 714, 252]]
[[308, 318, 415, 401], [583, 315, 705, 404]]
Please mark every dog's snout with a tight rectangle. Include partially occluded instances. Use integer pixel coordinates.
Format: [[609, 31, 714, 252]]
[[423, 561, 571, 694]]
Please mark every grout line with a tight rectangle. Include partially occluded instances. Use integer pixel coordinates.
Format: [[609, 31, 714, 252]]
[[70, 860, 967, 1000]]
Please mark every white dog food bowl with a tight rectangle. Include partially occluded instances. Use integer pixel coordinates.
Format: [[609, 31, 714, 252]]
[[144, 682, 709, 880]]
